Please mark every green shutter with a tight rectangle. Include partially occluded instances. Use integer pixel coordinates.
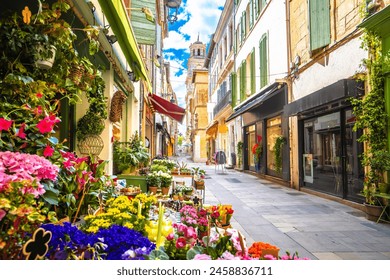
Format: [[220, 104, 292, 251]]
[[261, 0, 266, 10], [249, 0, 254, 28], [259, 34, 268, 88], [309, 0, 330, 51], [251, 49, 256, 94], [241, 60, 247, 101], [231, 72, 237, 108]]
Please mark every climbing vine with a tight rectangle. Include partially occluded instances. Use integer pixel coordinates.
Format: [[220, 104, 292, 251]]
[[350, 30, 390, 204]]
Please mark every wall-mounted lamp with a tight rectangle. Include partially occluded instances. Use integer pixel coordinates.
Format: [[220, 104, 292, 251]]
[[127, 7, 155, 23], [127, 71, 136, 82], [165, 0, 182, 23]]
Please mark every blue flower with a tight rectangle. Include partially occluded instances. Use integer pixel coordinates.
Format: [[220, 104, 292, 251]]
[[40, 223, 155, 260]]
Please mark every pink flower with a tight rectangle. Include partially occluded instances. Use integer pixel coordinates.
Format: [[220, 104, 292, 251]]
[[176, 237, 187, 249], [263, 254, 277, 260], [33, 106, 43, 115], [36, 118, 54, 133], [166, 233, 175, 241], [63, 158, 73, 169], [0, 118, 12, 131], [218, 251, 240, 260], [194, 254, 212, 260], [16, 123, 26, 139], [185, 226, 198, 239], [43, 145, 55, 157], [36, 92, 43, 98]]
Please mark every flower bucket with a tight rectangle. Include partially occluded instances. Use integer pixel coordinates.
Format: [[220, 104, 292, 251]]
[[261, 248, 280, 258]]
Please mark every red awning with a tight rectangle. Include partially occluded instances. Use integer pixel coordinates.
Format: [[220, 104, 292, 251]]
[[148, 93, 185, 123]]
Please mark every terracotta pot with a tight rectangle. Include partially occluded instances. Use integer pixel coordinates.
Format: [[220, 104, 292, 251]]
[[161, 186, 170, 195], [148, 186, 158, 194]]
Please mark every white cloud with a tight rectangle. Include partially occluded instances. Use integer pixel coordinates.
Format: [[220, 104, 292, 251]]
[[162, 0, 224, 112], [163, 30, 188, 51], [179, 0, 224, 43]]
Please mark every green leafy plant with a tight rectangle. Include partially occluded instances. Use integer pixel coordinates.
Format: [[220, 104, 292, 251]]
[[76, 111, 105, 141], [237, 141, 243, 167], [274, 136, 286, 174], [350, 30, 390, 204], [113, 132, 150, 174]]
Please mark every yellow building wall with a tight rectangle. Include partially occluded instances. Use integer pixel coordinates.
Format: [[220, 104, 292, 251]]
[[290, 0, 363, 67]]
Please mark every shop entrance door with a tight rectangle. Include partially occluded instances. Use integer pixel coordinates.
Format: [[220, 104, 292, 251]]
[[302, 110, 363, 200]]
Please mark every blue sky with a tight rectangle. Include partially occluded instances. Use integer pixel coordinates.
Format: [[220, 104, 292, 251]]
[[162, 0, 225, 111]]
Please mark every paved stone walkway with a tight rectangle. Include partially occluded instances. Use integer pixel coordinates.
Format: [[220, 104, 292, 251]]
[[171, 154, 390, 260]]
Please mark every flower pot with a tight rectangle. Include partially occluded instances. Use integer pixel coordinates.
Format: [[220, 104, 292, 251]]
[[364, 203, 383, 222], [261, 248, 280, 259], [161, 186, 170, 195], [148, 186, 158, 194], [35, 45, 56, 70], [195, 181, 205, 190]]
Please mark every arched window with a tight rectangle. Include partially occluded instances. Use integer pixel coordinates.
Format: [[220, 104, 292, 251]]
[[193, 49, 195, 56]]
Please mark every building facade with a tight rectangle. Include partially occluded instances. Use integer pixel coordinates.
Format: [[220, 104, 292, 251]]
[[284, 0, 370, 203], [227, 0, 290, 183], [205, 0, 235, 166], [185, 39, 208, 161]]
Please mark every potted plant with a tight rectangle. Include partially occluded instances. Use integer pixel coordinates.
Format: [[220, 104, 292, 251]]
[[159, 171, 173, 195], [146, 171, 160, 194], [113, 132, 150, 174]]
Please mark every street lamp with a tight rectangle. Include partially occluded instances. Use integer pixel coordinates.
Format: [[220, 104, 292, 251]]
[[165, 0, 182, 23], [161, 93, 176, 103]]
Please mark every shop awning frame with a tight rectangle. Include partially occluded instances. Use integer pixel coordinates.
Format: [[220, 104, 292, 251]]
[[148, 93, 186, 123], [98, 0, 152, 92], [226, 83, 281, 122]]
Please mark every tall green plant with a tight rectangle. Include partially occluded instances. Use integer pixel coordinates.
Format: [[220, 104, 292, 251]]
[[273, 136, 286, 174], [350, 31, 390, 204]]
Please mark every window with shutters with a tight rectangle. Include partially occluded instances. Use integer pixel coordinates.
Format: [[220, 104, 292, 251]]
[[259, 33, 268, 89], [239, 61, 246, 102], [309, 0, 330, 52]]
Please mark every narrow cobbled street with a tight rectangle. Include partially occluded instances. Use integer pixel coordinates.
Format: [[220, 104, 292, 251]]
[[172, 154, 390, 260]]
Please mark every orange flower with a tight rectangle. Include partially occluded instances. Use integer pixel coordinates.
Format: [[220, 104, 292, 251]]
[[248, 242, 279, 258]]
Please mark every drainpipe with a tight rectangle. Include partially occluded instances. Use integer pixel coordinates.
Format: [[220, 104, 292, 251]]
[[285, 0, 296, 189]]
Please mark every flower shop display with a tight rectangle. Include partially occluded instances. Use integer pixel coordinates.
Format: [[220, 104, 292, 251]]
[[252, 135, 263, 172], [208, 204, 234, 227], [152, 159, 176, 171], [175, 184, 194, 195], [82, 194, 157, 236], [113, 132, 150, 175], [41, 223, 155, 260], [0, 152, 59, 259]]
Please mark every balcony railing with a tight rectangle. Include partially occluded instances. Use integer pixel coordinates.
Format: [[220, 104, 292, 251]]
[[213, 90, 231, 116]]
